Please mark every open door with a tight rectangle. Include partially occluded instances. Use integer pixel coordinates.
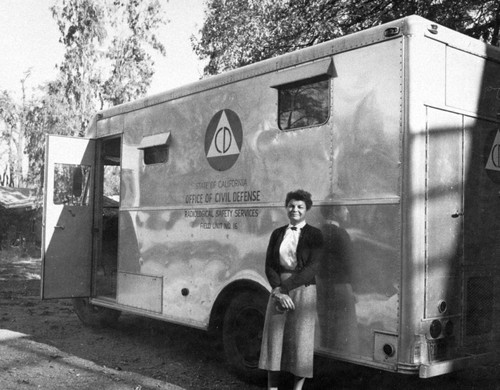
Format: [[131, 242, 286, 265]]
[[42, 135, 96, 299], [93, 136, 121, 300]]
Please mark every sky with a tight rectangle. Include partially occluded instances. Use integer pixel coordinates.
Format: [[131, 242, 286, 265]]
[[0, 0, 207, 102]]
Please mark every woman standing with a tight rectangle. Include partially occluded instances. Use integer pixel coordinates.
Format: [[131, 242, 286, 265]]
[[259, 190, 324, 390]]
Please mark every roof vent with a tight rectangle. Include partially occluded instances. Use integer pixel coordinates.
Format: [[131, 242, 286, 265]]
[[384, 27, 400, 38], [428, 24, 439, 34]]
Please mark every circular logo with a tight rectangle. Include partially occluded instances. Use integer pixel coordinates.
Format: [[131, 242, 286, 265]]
[[485, 128, 500, 184], [205, 109, 243, 171]]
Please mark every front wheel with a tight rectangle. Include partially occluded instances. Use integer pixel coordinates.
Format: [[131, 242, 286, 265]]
[[72, 298, 120, 328], [222, 290, 268, 383]]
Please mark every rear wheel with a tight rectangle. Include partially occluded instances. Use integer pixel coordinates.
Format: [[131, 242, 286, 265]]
[[222, 290, 268, 382], [72, 298, 120, 327]]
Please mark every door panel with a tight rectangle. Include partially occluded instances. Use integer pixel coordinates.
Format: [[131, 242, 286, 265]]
[[42, 135, 96, 299], [425, 108, 463, 318]]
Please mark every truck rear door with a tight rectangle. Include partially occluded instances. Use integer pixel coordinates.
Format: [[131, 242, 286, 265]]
[[42, 135, 96, 299]]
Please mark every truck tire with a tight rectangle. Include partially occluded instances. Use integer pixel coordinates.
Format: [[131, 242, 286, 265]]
[[72, 298, 120, 328], [222, 290, 268, 383]]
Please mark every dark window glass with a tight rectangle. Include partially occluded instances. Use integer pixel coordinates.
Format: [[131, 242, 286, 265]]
[[278, 76, 330, 130], [144, 144, 169, 165]]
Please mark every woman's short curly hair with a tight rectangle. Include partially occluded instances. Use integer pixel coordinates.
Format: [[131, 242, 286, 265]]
[[285, 189, 313, 210]]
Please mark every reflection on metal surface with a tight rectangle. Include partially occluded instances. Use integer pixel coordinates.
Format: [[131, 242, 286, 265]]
[[42, 16, 500, 379]]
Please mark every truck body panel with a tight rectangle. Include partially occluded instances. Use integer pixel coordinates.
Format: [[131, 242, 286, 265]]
[[42, 16, 500, 377]]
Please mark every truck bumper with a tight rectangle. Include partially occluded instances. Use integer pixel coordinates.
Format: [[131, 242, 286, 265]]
[[419, 351, 496, 378]]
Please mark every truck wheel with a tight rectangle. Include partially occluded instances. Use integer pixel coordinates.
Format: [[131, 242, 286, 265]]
[[222, 290, 267, 383], [72, 298, 120, 327]]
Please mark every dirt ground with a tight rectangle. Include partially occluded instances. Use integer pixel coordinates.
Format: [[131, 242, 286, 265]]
[[1, 249, 500, 389], [0, 250, 257, 389]]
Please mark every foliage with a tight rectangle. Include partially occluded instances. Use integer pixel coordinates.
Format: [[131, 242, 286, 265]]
[[20, 0, 167, 191], [0, 92, 19, 132], [0, 91, 21, 187], [103, 165, 121, 198], [51, 0, 107, 136], [102, 0, 166, 106], [193, 0, 500, 76], [23, 88, 77, 190], [51, 0, 166, 134]]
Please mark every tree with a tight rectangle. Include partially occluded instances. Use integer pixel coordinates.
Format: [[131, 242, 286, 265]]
[[193, 0, 500, 76], [50, 0, 166, 134], [23, 88, 77, 191], [22, 0, 167, 191], [0, 70, 35, 188], [50, 0, 108, 136], [102, 0, 166, 106], [0, 90, 21, 187]]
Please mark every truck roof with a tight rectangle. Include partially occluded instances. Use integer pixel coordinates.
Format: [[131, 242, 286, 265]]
[[94, 15, 500, 124]]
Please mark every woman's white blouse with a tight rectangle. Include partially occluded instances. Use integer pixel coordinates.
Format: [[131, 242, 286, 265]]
[[279, 221, 306, 270]]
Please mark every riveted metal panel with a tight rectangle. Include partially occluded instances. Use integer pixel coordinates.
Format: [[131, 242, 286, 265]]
[[446, 47, 500, 119], [425, 108, 463, 319]]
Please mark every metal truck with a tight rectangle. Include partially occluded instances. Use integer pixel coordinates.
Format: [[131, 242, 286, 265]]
[[42, 15, 500, 379]]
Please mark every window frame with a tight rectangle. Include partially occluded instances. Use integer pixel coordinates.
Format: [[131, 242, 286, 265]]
[[271, 58, 334, 132], [276, 75, 331, 131], [138, 132, 171, 166], [53, 163, 91, 206]]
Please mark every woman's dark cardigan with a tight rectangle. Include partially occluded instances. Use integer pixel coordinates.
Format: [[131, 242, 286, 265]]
[[264, 223, 324, 294]]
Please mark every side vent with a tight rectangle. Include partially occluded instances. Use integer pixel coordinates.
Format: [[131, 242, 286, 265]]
[[466, 277, 493, 336]]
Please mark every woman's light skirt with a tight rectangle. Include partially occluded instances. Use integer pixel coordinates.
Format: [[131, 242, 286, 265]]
[[258, 283, 317, 378]]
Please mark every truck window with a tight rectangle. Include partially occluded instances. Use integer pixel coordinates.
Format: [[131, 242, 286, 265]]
[[144, 144, 169, 165], [278, 75, 330, 130], [138, 132, 170, 165], [53, 163, 91, 206]]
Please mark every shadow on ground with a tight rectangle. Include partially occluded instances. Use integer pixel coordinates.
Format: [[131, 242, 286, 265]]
[[1, 249, 499, 389]]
